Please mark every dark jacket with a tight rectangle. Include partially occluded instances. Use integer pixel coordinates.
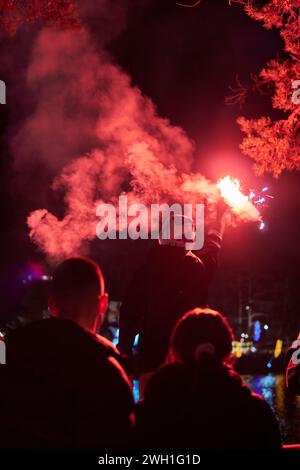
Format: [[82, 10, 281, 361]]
[[137, 363, 282, 450], [286, 335, 300, 394], [0, 318, 134, 449], [118, 232, 222, 372]]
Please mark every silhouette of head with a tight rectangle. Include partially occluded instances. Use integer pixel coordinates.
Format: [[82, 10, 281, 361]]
[[49, 257, 108, 333], [169, 308, 233, 366], [159, 214, 195, 248]]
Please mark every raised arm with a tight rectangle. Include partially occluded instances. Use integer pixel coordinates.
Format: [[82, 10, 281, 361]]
[[196, 200, 228, 282]]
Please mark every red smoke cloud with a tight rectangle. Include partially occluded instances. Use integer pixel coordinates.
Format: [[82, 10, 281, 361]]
[[24, 26, 259, 261]]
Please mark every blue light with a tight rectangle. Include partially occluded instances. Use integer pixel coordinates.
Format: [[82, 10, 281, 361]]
[[111, 328, 119, 346], [133, 380, 139, 403], [253, 320, 262, 342]]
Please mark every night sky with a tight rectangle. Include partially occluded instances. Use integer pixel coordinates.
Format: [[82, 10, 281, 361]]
[[0, 0, 299, 331]]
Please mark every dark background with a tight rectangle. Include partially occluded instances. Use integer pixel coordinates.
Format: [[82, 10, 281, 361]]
[[0, 0, 299, 333]]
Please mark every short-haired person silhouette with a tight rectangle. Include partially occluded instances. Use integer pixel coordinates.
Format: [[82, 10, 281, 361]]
[[49, 256, 108, 333], [0, 257, 135, 449], [137, 308, 281, 449]]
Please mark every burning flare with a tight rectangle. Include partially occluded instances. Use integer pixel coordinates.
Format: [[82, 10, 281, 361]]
[[217, 176, 249, 210], [216, 175, 262, 225]]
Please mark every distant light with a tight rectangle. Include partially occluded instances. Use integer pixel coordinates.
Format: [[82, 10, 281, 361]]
[[262, 187, 269, 192], [264, 324, 269, 331], [253, 320, 262, 342], [245, 333, 249, 338], [245, 305, 250, 311], [41, 275, 50, 281], [235, 341, 242, 358], [274, 339, 283, 358], [241, 333, 245, 338], [267, 361, 272, 369], [112, 328, 119, 346], [251, 346, 256, 353], [259, 221, 265, 230]]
